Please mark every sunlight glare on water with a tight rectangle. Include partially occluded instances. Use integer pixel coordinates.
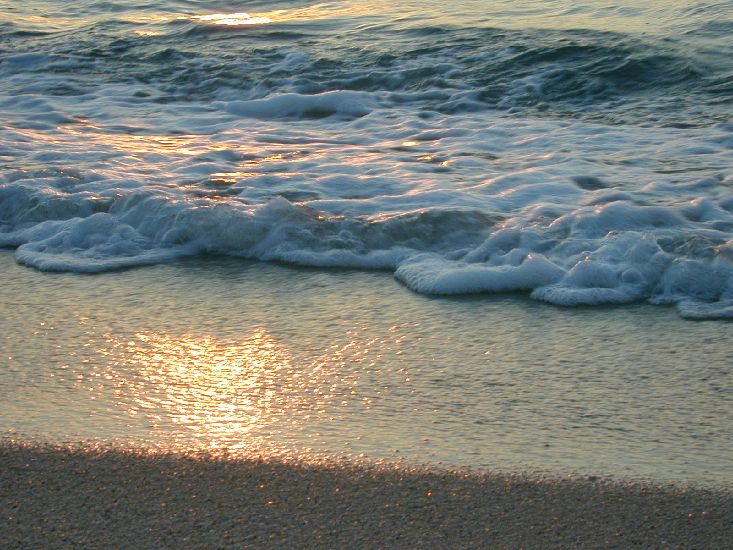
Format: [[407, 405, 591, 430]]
[[193, 13, 273, 26], [84, 328, 366, 454]]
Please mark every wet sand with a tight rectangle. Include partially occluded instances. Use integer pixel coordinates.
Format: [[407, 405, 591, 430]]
[[2, 440, 731, 549]]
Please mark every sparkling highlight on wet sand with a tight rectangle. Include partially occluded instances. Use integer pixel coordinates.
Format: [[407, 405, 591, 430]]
[[2, 440, 731, 548]]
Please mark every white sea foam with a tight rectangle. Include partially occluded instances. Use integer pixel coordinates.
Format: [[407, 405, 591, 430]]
[[395, 252, 565, 294], [1, 110, 732, 318], [1, 1, 732, 318]]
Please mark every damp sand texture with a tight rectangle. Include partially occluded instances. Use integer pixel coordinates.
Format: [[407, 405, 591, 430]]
[[2, 441, 731, 549]]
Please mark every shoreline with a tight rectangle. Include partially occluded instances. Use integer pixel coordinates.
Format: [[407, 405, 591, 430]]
[[2, 440, 731, 548], [2, 251, 732, 486]]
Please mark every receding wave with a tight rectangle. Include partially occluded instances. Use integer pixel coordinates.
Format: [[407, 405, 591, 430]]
[[1, 172, 732, 318], [1, 0, 732, 318]]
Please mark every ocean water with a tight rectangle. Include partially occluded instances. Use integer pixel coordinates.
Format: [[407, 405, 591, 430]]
[[1, 0, 733, 316], [2, 251, 732, 485], [1, 1, 732, 483]]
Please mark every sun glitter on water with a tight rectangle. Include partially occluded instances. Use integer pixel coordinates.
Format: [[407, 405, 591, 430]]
[[193, 13, 272, 26], [85, 329, 365, 454]]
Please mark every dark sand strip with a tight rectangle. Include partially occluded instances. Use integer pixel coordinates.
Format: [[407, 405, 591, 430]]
[[1, 440, 731, 549]]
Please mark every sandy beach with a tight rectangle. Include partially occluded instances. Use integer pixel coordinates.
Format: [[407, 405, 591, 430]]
[[2, 440, 731, 549], [3, 1, 733, 548]]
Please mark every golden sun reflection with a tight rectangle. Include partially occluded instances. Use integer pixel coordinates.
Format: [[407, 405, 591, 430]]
[[193, 12, 272, 26], [208, 171, 257, 184], [17, 125, 236, 160], [94, 329, 362, 453], [105, 330, 301, 447], [59, 126, 219, 156], [189, 3, 390, 28], [10, 125, 320, 194]]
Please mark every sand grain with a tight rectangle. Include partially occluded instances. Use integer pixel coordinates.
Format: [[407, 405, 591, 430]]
[[1, 440, 731, 549]]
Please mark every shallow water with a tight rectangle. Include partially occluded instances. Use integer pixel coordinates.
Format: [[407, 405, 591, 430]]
[[1, 252, 731, 486], [1, 1, 732, 487]]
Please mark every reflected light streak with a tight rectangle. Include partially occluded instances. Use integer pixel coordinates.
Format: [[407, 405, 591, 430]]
[[9, 125, 320, 195], [190, 3, 389, 27], [20, 125, 314, 167], [193, 12, 272, 26], [18, 125, 233, 158], [54, 126, 213, 156], [106, 330, 302, 448], [208, 171, 257, 184], [1, 12, 80, 31], [93, 329, 363, 453]]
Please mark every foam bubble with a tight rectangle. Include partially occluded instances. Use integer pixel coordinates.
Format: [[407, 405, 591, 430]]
[[13, 214, 195, 272], [531, 233, 671, 305], [395, 252, 565, 294]]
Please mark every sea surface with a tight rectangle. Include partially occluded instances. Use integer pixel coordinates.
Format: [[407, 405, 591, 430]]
[[2, 251, 732, 486], [1, 1, 732, 484]]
